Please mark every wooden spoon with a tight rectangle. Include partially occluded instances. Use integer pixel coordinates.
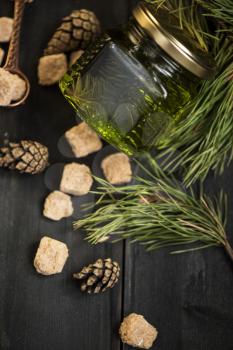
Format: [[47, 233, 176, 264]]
[[3, 0, 30, 107]]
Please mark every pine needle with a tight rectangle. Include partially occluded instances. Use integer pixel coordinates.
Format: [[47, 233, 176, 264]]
[[72, 0, 233, 260], [146, 0, 211, 50], [158, 36, 233, 186], [74, 159, 233, 260], [145, 0, 233, 185]]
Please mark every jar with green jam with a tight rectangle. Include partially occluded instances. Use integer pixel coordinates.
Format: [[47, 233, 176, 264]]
[[60, 2, 215, 156]]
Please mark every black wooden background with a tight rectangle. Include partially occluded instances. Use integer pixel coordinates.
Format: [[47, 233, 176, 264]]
[[1, 1, 233, 349]]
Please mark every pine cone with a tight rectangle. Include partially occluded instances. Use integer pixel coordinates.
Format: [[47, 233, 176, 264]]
[[73, 258, 120, 294], [0, 140, 49, 174], [44, 9, 101, 55]]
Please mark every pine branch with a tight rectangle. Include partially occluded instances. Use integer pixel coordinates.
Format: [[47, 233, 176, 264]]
[[196, 0, 233, 30], [145, 0, 233, 185], [73, 0, 233, 258], [158, 36, 233, 186], [147, 0, 233, 31], [145, 0, 211, 50], [74, 159, 233, 261]]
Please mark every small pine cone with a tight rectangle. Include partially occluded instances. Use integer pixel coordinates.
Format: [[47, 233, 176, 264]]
[[44, 9, 101, 55], [0, 140, 49, 174], [73, 258, 120, 294]]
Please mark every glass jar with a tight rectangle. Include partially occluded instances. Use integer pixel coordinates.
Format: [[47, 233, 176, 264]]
[[60, 2, 215, 156]]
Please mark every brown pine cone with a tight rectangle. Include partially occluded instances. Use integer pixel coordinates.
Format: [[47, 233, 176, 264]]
[[73, 258, 120, 294], [44, 9, 101, 55], [0, 140, 49, 174]]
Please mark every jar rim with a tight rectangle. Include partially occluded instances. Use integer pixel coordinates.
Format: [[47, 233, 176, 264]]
[[133, 2, 216, 79]]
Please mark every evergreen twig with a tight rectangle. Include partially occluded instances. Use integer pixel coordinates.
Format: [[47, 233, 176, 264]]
[[74, 158, 233, 261], [146, 0, 233, 186], [159, 36, 233, 186], [196, 0, 233, 30], [73, 0, 233, 261], [146, 0, 211, 50]]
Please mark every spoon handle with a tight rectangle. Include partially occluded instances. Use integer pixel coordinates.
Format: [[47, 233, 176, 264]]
[[4, 0, 25, 70]]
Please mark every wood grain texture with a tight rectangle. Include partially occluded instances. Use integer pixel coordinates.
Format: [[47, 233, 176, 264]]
[[121, 5, 233, 349], [0, 1, 129, 349]]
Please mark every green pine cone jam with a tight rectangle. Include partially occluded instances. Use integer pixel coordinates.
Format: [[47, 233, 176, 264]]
[[60, 26, 200, 155]]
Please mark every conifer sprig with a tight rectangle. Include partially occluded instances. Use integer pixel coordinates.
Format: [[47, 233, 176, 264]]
[[146, 0, 233, 185], [74, 159, 233, 261], [159, 37, 233, 185]]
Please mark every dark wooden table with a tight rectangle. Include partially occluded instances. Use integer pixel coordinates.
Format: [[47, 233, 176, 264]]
[[1, 1, 233, 349]]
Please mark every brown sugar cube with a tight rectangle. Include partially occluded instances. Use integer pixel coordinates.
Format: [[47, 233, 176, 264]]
[[0, 47, 5, 65], [0, 17, 13, 43], [101, 153, 132, 185], [10, 73, 26, 101], [43, 191, 73, 221], [60, 162, 93, 196], [38, 54, 68, 86], [0, 68, 26, 105], [119, 313, 158, 349], [34, 236, 69, 275], [70, 50, 84, 67], [0, 68, 14, 106], [65, 122, 102, 158]]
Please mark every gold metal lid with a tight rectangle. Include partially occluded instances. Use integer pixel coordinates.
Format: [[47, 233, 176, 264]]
[[133, 2, 216, 79]]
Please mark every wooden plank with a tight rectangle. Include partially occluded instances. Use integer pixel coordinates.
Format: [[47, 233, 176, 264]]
[[122, 172, 233, 349], [122, 2, 233, 348], [0, 1, 129, 349]]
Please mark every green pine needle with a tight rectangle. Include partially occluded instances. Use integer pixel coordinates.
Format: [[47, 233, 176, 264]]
[[145, 0, 233, 185], [74, 159, 233, 259], [145, 0, 211, 50], [147, 0, 233, 30], [73, 0, 233, 259], [197, 0, 233, 30], [158, 36, 233, 186]]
